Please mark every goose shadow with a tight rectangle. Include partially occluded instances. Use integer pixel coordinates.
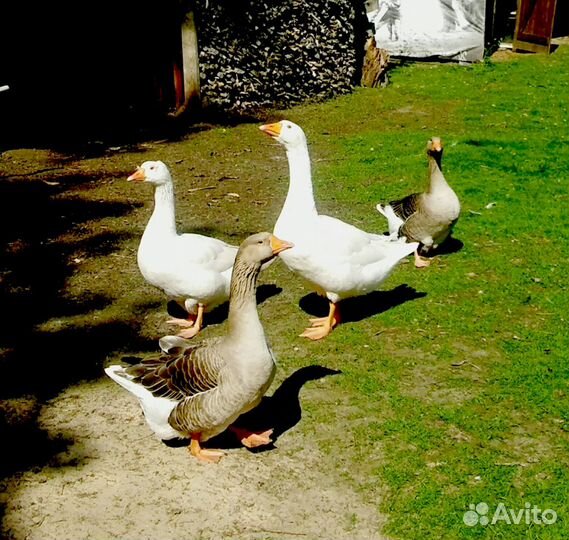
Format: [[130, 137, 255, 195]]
[[423, 236, 464, 258], [165, 365, 341, 451], [166, 283, 283, 326], [298, 284, 426, 323], [216, 364, 341, 451]]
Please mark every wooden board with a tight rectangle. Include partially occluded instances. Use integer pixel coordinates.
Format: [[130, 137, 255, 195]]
[[514, 0, 558, 53]]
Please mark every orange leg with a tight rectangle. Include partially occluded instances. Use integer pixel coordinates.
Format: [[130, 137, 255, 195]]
[[189, 436, 224, 463], [414, 249, 431, 268], [170, 303, 204, 339], [229, 426, 274, 448], [300, 301, 341, 340]]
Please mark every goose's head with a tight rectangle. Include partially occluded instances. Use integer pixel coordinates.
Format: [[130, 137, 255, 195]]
[[259, 120, 307, 149], [238, 232, 294, 267], [427, 137, 443, 158], [127, 161, 172, 186]]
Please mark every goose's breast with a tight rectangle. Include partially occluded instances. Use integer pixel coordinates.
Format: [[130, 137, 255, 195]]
[[173, 353, 275, 442], [426, 191, 461, 221], [138, 240, 227, 300]]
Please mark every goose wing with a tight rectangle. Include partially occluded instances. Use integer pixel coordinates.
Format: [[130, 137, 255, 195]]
[[389, 192, 422, 221], [314, 215, 390, 256], [176, 233, 238, 272], [125, 338, 225, 401], [292, 214, 405, 271]]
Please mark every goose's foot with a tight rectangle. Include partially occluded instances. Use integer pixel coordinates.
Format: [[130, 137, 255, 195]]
[[300, 301, 340, 340], [174, 303, 204, 339], [300, 324, 333, 340], [243, 430, 273, 448], [230, 427, 274, 448], [414, 250, 431, 268], [166, 316, 196, 328], [190, 437, 224, 463]]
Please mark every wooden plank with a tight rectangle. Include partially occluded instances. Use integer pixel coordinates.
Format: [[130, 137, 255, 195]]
[[513, 38, 550, 53], [514, 0, 558, 53]]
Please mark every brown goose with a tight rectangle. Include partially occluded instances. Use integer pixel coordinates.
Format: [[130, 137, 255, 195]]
[[376, 137, 461, 268], [105, 232, 293, 463]]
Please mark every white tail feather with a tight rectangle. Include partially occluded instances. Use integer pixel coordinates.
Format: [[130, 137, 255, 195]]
[[105, 365, 181, 440], [376, 203, 404, 236], [395, 240, 419, 259], [105, 365, 148, 399], [381, 235, 418, 260]]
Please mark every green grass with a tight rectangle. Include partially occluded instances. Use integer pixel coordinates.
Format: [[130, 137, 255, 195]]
[[3, 46, 568, 539], [266, 48, 569, 538], [74, 48, 567, 538]]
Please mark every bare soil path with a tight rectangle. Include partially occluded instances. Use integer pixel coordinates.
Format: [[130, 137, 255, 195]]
[[0, 138, 386, 540]]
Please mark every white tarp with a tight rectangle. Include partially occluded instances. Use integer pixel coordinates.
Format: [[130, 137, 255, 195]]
[[366, 0, 485, 62]]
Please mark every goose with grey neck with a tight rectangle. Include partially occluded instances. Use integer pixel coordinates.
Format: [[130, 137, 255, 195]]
[[260, 120, 418, 340], [376, 137, 461, 268], [105, 232, 293, 463], [129, 161, 238, 338]]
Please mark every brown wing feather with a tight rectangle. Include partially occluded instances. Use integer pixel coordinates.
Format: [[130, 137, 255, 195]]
[[125, 338, 224, 401], [389, 192, 421, 221]]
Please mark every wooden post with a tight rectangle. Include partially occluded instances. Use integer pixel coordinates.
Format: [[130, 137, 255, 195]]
[[181, 9, 200, 108], [361, 37, 390, 88], [171, 6, 201, 117]]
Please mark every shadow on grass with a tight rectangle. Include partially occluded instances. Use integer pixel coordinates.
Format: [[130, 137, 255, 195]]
[[188, 227, 279, 245], [166, 283, 283, 327], [1, 99, 266, 159], [164, 365, 341, 452], [298, 284, 427, 322], [235, 365, 341, 449], [0, 167, 157, 490], [424, 236, 464, 258]]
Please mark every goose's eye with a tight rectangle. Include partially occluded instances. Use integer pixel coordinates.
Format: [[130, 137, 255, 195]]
[[150, 166, 155, 171], [257, 240, 264, 244], [287, 125, 292, 129]]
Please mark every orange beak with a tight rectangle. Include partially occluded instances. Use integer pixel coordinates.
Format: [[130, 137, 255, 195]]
[[259, 122, 282, 138], [127, 167, 146, 182], [270, 235, 294, 255], [431, 139, 443, 152]]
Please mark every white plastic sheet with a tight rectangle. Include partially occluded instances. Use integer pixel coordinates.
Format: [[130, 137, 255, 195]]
[[366, 0, 485, 62]]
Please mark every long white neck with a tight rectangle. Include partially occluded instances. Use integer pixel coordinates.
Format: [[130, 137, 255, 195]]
[[427, 154, 450, 194], [145, 181, 177, 238], [279, 144, 318, 221]]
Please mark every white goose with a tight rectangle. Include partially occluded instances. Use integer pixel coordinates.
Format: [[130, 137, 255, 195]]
[[129, 161, 238, 338], [376, 137, 461, 268], [259, 120, 418, 340], [105, 232, 293, 463]]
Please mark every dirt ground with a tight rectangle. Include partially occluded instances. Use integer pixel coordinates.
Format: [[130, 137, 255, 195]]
[[1, 380, 383, 540], [0, 137, 387, 539]]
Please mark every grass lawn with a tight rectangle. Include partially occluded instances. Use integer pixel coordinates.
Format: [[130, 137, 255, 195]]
[[246, 46, 568, 538], [278, 48, 569, 538], [1, 45, 568, 539]]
